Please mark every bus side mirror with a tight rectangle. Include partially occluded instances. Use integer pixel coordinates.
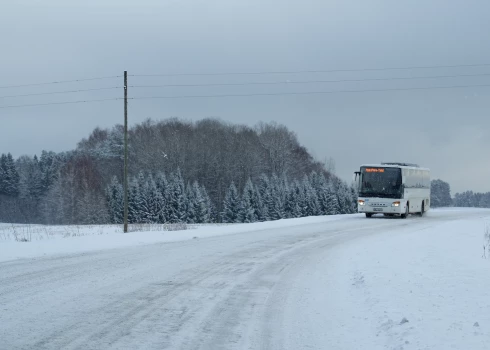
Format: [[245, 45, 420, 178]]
[[353, 172, 361, 190]]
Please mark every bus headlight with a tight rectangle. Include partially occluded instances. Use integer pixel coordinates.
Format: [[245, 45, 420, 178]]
[[392, 201, 400, 207], [358, 200, 365, 206]]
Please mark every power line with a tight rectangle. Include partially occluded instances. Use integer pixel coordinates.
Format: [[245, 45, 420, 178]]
[[0, 75, 123, 89], [129, 72, 490, 89], [130, 83, 490, 100], [2, 63, 489, 90], [0, 97, 122, 109], [0, 86, 122, 99], [2, 82, 488, 109], [131, 63, 490, 77]]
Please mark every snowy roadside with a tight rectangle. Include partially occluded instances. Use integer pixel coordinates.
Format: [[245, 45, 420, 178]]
[[0, 214, 355, 263], [284, 208, 490, 349]]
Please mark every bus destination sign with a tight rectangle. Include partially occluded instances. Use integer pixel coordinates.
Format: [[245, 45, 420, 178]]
[[365, 168, 385, 173]]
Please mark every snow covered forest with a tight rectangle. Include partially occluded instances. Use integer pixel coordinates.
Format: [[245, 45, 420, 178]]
[[453, 191, 490, 208], [430, 179, 453, 207], [430, 179, 490, 208], [0, 118, 356, 224]]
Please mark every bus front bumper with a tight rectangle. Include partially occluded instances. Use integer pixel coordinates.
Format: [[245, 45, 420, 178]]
[[358, 203, 405, 215]]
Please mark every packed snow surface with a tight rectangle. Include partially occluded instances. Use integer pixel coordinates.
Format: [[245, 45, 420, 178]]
[[1, 208, 489, 349]]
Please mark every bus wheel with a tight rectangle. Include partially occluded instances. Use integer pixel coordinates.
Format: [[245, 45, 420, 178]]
[[419, 202, 425, 217], [401, 204, 409, 219], [366, 213, 373, 218]]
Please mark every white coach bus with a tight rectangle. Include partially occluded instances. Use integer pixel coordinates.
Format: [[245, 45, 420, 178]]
[[355, 162, 430, 218]]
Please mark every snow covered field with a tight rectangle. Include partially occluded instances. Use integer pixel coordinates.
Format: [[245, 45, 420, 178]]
[[282, 208, 490, 349], [0, 215, 351, 263], [1, 208, 490, 349], [0, 215, 354, 262]]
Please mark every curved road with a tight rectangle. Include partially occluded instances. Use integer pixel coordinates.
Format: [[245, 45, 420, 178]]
[[0, 211, 481, 349]]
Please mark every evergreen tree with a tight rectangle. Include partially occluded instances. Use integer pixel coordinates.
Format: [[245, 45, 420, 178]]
[[27, 155, 43, 201], [480, 193, 490, 208], [168, 168, 187, 223], [7, 153, 20, 196], [16, 156, 41, 196], [150, 186, 165, 224], [284, 185, 295, 218], [13, 155, 43, 222], [454, 191, 473, 207], [309, 171, 319, 187], [252, 185, 264, 221], [240, 178, 257, 223], [257, 174, 272, 221], [0, 154, 6, 194], [316, 174, 328, 213], [222, 182, 241, 223], [453, 190, 490, 208], [186, 181, 197, 223], [106, 176, 124, 224], [337, 182, 352, 214], [139, 174, 164, 223], [302, 174, 320, 216], [350, 184, 358, 213], [191, 182, 207, 223], [289, 180, 305, 217], [40, 174, 65, 225], [430, 179, 452, 207], [309, 171, 321, 197], [324, 182, 340, 215], [135, 171, 148, 222], [0, 153, 20, 196], [284, 182, 302, 218], [200, 185, 213, 223], [155, 172, 169, 223], [269, 174, 286, 220], [128, 176, 141, 223], [318, 183, 329, 215], [315, 174, 328, 215], [39, 151, 60, 193]]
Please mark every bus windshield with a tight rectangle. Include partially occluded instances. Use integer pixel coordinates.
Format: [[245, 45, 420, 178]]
[[359, 167, 402, 198]]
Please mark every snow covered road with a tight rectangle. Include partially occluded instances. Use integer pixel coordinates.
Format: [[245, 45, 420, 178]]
[[1, 209, 490, 350]]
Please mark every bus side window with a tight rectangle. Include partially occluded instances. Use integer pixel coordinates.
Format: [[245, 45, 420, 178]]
[[406, 169, 413, 188], [403, 170, 408, 188]]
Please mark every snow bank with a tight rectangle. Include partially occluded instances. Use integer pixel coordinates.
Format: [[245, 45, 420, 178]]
[[0, 214, 355, 263], [292, 209, 490, 349]]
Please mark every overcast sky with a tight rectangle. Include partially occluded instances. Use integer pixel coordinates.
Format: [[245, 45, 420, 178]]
[[1, 0, 489, 194]]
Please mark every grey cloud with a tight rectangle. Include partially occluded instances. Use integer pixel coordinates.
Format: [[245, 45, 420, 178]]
[[1, 0, 489, 193]]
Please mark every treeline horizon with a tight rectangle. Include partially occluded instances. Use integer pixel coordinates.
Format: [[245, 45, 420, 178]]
[[1, 119, 487, 225], [0, 118, 356, 225], [430, 179, 490, 208]]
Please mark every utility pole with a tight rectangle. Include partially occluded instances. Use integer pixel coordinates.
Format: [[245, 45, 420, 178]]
[[123, 71, 129, 233]]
